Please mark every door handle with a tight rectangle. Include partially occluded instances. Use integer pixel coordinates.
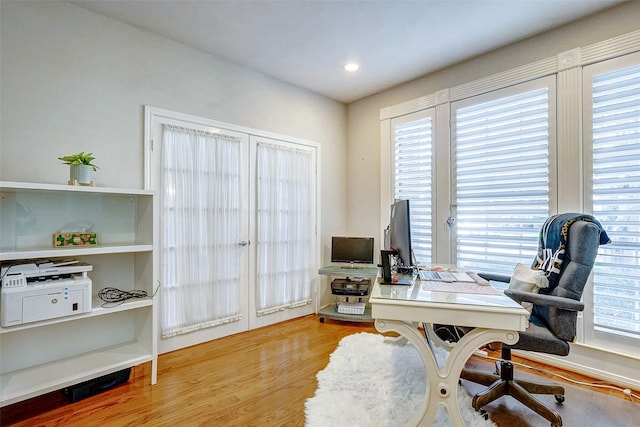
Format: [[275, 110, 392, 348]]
[[238, 240, 250, 247]]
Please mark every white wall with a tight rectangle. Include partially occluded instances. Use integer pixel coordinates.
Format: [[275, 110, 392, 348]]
[[0, 1, 348, 264], [346, 1, 640, 244]]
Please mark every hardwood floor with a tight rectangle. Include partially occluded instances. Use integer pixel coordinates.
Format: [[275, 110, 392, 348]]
[[462, 354, 638, 427], [1, 315, 637, 426]]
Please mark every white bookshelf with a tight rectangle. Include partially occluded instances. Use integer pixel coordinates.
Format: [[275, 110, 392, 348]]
[[0, 181, 157, 407], [0, 341, 152, 406]]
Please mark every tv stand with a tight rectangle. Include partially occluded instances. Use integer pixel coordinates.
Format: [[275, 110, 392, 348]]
[[317, 266, 378, 323]]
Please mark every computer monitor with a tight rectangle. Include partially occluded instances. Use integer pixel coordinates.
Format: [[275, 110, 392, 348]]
[[331, 236, 375, 266], [389, 199, 413, 267]]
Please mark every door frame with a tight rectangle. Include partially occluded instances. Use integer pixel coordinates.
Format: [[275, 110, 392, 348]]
[[144, 106, 320, 353]]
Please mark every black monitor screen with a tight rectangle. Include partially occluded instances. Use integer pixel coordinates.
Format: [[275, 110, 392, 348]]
[[331, 236, 375, 265], [389, 199, 413, 267]]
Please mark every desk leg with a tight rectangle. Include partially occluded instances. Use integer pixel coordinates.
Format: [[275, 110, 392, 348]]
[[375, 319, 519, 427]]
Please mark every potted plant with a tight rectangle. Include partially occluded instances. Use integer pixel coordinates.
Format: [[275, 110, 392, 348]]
[[58, 152, 99, 186]]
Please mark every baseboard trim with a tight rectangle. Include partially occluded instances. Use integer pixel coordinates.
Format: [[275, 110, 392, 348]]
[[514, 345, 640, 391]]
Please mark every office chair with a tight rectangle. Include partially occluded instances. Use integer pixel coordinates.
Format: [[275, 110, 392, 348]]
[[460, 215, 610, 427]]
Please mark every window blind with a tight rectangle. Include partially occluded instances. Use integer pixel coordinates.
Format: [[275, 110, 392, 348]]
[[453, 88, 550, 277], [591, 63, 640, 340], [393, 116, 433, 265]]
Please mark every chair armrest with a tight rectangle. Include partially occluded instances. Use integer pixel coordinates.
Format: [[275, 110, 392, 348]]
[[477, 272, 511, 283], [504, 289, 585, 312]]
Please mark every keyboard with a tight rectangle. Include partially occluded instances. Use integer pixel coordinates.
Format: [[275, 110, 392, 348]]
[[420, 270, 456, 282], [419, 270, 475, 282]]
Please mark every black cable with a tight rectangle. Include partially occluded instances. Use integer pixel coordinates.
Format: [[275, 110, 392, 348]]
[[98, 283, 160, 307]]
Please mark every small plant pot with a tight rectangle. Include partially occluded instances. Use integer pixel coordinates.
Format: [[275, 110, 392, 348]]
[[69, 164, 95, 186]]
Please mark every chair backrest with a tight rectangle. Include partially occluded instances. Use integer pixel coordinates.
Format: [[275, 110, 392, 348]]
[[534, 220, 601, 341]]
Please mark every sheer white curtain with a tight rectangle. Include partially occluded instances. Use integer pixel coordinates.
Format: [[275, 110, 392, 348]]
[[256, 142, 314, 315], [161, 124, 243, 338]]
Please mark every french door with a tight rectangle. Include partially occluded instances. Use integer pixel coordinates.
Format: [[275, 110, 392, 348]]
[[248, 136, 317, 329], [145, 107, 317, 353]]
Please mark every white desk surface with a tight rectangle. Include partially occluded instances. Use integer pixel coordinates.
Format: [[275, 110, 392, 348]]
[[370, 279, 528, 331]]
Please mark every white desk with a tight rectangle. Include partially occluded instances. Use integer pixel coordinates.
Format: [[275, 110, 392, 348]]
[[369, 279, 528, 427]]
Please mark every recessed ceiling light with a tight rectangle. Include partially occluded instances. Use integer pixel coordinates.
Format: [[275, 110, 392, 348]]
[[343, 63, 360, 72]]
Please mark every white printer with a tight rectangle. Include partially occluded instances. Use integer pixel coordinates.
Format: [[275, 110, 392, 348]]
[[1, 259, 92, 327]]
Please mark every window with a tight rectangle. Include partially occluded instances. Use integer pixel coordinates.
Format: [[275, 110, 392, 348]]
[[391, 110, 434, 265], [584, 55, 640, 347], [381, 29, 640, 387], [452, 78, 555, 279]]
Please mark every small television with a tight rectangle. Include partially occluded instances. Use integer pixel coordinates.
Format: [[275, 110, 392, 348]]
[[389, 199, 413, 267], [331, 236, 375, 266]]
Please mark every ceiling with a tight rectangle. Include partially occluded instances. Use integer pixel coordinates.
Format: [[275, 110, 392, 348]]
[[73, 0, 624, 103]]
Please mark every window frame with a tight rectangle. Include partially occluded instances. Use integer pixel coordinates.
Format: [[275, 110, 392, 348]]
[[450, 76, 557, 278], [380, 30, 640, 388], [581, 50, 640, 357], [390, 108, 437, 265]]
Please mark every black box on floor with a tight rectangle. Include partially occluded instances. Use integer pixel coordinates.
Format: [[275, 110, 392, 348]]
[[62, 368, 131, 402]]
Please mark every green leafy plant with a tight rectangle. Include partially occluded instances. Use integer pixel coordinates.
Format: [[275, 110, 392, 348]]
[[58, 152, 99, 171]]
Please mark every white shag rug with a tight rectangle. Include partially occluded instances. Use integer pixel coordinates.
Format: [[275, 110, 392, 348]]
[[305, 332, 496, 427]]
